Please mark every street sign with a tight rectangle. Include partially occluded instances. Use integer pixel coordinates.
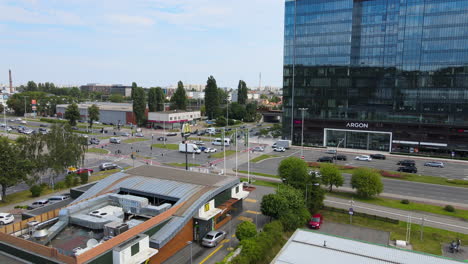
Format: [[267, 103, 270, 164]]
[[349, 208, 354, 215]]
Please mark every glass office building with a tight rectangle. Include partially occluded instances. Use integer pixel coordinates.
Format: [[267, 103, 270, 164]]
[[283, 0, 468, 155]]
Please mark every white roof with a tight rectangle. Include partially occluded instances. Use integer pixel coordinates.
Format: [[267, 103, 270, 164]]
[[272, 229, 463, 264]]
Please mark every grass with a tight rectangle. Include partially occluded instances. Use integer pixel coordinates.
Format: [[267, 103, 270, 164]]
[[188, 137, 211, 142], [327, 191, 468, 221], [123, 138, 149, 144], [0, 187, 59, 207], [151, 143, 179, 150], [210, 150, 237, 159], [87, 148, 109, 154], [240, 178, 280, 188], [321, 209, 468, 256], [165, 163, 200, 167], [250, 154, 278, 163], [237, 170, 279, 178]]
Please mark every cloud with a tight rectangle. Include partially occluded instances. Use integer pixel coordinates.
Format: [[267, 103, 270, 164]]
[[106, 14, 155, 27], [0, 4, 84, 25]]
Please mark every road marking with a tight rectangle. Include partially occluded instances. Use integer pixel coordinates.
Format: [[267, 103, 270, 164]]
[[198, 244, 224, 264], [245, 198, 257, 203], [287, 150, 300, 157], [245, 210, 261, 215], [222, 239, 230, 243], [237, 216, 253, 222], [232, 234, 236, 238]]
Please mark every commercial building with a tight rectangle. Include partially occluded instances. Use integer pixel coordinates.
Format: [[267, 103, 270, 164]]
[[272, 229, 463, 264], [283, 0, 468, 156], [80, 84, 132, 97], [147, 110, 201, 129], [0, 166, 249, 264], [56, 103, 147, 125]]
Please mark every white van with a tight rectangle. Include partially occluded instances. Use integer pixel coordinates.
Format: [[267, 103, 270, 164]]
[[205, 127, 216, 135], [212, 138, 230, 146]]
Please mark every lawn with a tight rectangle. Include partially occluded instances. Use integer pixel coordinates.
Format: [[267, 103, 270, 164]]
[[210, 150, 237, 159], [327, 191, 468, 221], [89, 167, 129, 182], [152, 143, 179, 150], [237, 170, 279, 178], [0, 187, 59, 207], [250, 154, 278, 163], [321, 209, 468, 256], [87, 148, 109, 154], [240, 178, 280, 188], [165, 163, 200, 168], [123, 138, 149, 144], [187, 137, 211, 142]]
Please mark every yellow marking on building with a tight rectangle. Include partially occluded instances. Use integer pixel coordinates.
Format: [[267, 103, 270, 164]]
[[245, 198, 257, 203], [199, 244, 224, 264], [245, 210, 261, 215], [237, 216, 253, 222]]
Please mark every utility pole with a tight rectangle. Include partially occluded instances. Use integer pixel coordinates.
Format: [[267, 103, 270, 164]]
[[420, 217, 425, 241]]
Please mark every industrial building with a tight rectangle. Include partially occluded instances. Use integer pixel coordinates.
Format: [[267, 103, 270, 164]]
[[56, 103, 147, 125], [272, 229, 463, 264], [80, 84, 132, 97], [147, 110, 201, 129], [0, 166, 248, 264]]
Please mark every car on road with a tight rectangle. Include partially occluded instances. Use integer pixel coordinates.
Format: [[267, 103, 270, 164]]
[[333, 155, 347, 161], [48, 195, 69, 203], [197, 131, 205, 136], [370, 154, 386, 160], [109, 137, 121, 144], [0, 213, 14, 225], [135, 132, 144, 137], [99, 163, 118, 171], [167, 132, 177, 136], [309, 214, 323, 229], [195, 141, 205, 145], [157, 136, 167, 141], [121, 132, 130, 137], [253, 146, 265, 152], [199, 146, 207, 151], [201, 230, 226, 247], [424, 161, 444, 168], [204, 148, 217, 153], [89, 138, 100, 145], [75, 168, 94, 175], [20, 120, 27, 124], [23, 129, 34, 135], [397, 160, 415, 166], [273, 147, 286, 152], [317, 156, 333, 163], [398, 166, 418, 173], [355, 155, 372, 161], [28, 199, 49, 210], [325, 149, 337, 154], [39, 124, 48, 127]]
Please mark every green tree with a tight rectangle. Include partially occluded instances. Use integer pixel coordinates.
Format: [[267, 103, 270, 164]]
[[270, 95, 281, 103], [228, 102, 247, 120], [131, 82, 137, 100], [69, 87, 81, 98], [260, 193, 289, 220], [277, 185, 305, 211], [132, 87, 147, 126], [215, 116, 227, 127], [171, 81, 188, 110], [245, 103, 258, 122], [218, 88, 229, 105], [235, 221, 257, 241], [320, 163, 344, 192], [260, 94, 268, 100], [0, 137, 32, 201], [237, 80, 248, 105], [279, 208, 310, 232], [204, 76, 219, 119], [148, 88, 158, 112], [155, 87, 165, 111], [278, 157, 309, 189], [64, 103, 80, 126], [17, 134, 47, 186], [26, 81, 38, 92], [351, 168, 384, 198], [109, 94, 124, 103], [0, 103, 4, 113], [88, 104, 100, 129]]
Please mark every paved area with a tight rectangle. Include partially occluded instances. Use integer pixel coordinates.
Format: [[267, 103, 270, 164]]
[[316, 222, 390, 245], [442, 245, 468, 261]]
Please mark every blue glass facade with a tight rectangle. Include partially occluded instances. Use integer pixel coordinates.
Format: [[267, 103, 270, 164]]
[[284, 0, 468, 154]]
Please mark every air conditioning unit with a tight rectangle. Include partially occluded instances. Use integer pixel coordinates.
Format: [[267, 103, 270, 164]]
[[104, 222, 129, 238]]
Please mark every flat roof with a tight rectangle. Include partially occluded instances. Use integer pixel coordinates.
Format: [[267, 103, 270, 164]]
[[56, 103, 133, 112], [272, 229, 464, 264]]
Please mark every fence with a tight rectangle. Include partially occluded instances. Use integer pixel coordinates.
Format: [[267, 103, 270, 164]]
[[0, 209, 60, 235]]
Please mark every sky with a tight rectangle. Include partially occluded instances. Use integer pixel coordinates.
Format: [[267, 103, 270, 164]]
[[0, 0, 285, 88]]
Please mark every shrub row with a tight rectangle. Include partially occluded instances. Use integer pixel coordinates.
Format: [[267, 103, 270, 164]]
[[39, 118, 68, 124], [379, 170, 406, 179]]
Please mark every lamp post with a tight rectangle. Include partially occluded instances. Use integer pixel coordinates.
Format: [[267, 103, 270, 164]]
[[226, 213, 233, 250], [186, 241, 193, 264], [335, 138, 345, 164], [298, 108, 308, 158]]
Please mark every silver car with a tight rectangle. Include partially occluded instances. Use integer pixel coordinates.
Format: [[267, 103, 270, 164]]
[[201, 230, 226, 247]]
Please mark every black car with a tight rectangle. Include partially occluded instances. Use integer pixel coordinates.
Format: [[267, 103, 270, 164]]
[[90, 138, 100, 145], [332, 155, 347, 161], [39, 124, 47, 127], [157, 137, 167, 141], [370, 154, 386, 160], [166, 132, 177, 136], [197, 131, 205, 136], [397, 160, 415, 166], [397, 166, 418, 173], [317, 156, 333, 163]]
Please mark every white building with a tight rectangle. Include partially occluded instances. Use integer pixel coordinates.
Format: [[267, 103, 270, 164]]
[[147, 110, 201, 129]]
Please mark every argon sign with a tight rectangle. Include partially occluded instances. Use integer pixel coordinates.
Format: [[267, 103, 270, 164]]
[[346, 122, 369, 129]]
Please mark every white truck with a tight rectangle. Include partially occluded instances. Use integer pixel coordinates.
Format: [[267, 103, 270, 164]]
[[272, 140, 291, 149], [179, 143, 201, 154], [205, 127, 216, 135]]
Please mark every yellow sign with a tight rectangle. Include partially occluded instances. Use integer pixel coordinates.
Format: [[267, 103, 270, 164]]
[[182, 123, 191, 135], [204, 203, 210, 212]]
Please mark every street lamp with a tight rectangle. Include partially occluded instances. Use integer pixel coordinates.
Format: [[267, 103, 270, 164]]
[[335, 138, 345, 164], [226, 213, 233, 250], [186, 241, 193, 264], [298, 108, 308, 158]]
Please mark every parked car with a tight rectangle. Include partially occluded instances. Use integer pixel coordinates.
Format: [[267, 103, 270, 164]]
[[167, 132, 177, 136], [195, 141, 205, 145], [28, 199, 49, 210], [317, 156, 333, 163], [90, 138, 100, 145], [397, 166, 418, 173], [355, 155, 372, 161], [273, 147, 286, 152], [109, 137, 121, 144], [121, 132, 130, 137], [333, 155, 347, 161], [135, 132, 144, 137], [201, 230, 226, 247], [157, 137, 167, 141], [253, 146, 265, 152], [99, 163, 118, 171], [39, 124, 47, 127], [309, 214, 323, 229], [325, 149, 337, 154], [370, 154, 386, 160], [0, 213, 14, 225], [48, 195, 69, 203], [204, 148, 217, 153], [424, 161, 444, 168], [20, 120, 27, 124], [199, 146, 207, 151], [75, 168, 94, 175], [397, 160, 415, 166]]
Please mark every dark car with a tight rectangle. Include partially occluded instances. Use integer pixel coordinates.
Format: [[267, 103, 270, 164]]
[[397, 166, 418, 173], [90, 138, 100, 145], [333, 155, 347, 161], [397, 160, 415, 166], [71, 126, 78, 130], [39, 124, 47, 127], [317, 156, 333, 163], [157, 137, 168, 141], [166, 132, 177, 136], [370, 154, 386, 160]]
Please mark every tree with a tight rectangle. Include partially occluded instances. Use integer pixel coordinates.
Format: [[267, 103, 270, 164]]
[[171, 81, 188, 110], [109, 94, 124, 103], [0, 103, 3, 113], [88, 104, 100, 129], [0, 137, 32, 201], [155, 87, 165, 111], [204, 76, 219, 119], [260, 193, 289, 220], [260, 94, 268, 100], [26, 81, 38, 92], [64, 103, 80, 126], [69, 87, 81, 98], [17, 134, 47, 186], [228, 102, 247, 120], [236, 221, 257, 241], [218, 88, 229, 105], [132, 87, 147, 126], [148, 88, 158, 112], [131, 82, 137, 100], [215, 116, 227, 127], [279, 208, 310, 232], [245, 102, 259, 122], [351, 168, 384, 198], [278, 157, 309, 189], [320, 163, 344, 192], [237, 80, 248, 105], [270, 95, 281, 103]]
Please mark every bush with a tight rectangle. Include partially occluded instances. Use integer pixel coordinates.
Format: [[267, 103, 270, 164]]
[[401, 199, 410, 204], [65, 173, 80, 187], [236, 221, 257, 241], [380, 170, 405, 179], [30, 185, 43, 197], [79, 172, 89, 184], [445, 205, 455, 212], [279, 208, 310, 232], [14, 205, 28, 209], [54, 181, 66, 190]]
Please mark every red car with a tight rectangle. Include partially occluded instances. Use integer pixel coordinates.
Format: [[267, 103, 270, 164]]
[[309, 214, 323, 229], [75, 168, 94, 175]]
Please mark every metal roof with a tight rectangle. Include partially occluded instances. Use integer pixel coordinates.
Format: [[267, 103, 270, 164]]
[[272, 229, 464, 264]]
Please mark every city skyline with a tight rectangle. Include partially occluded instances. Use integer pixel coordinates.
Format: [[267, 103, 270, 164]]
[[0, 0, 284, 88]]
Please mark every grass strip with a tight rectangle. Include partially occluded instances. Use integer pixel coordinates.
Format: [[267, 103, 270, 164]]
[[123, 138, 149, 144], [237, 170, 279, 178], [151, 143, 178, 150], [250, 154, 278, 163], [240, 178, 279, 188], [87, 148, 109, 154], [165, 163, 200, 168], [210, 150, 237, 159]]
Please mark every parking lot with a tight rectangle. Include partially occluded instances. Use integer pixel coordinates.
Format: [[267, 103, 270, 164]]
[[316, 222, 390, 245]]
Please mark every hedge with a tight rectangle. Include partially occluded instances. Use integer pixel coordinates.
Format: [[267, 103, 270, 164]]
[[323, 206, 399, 224]]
